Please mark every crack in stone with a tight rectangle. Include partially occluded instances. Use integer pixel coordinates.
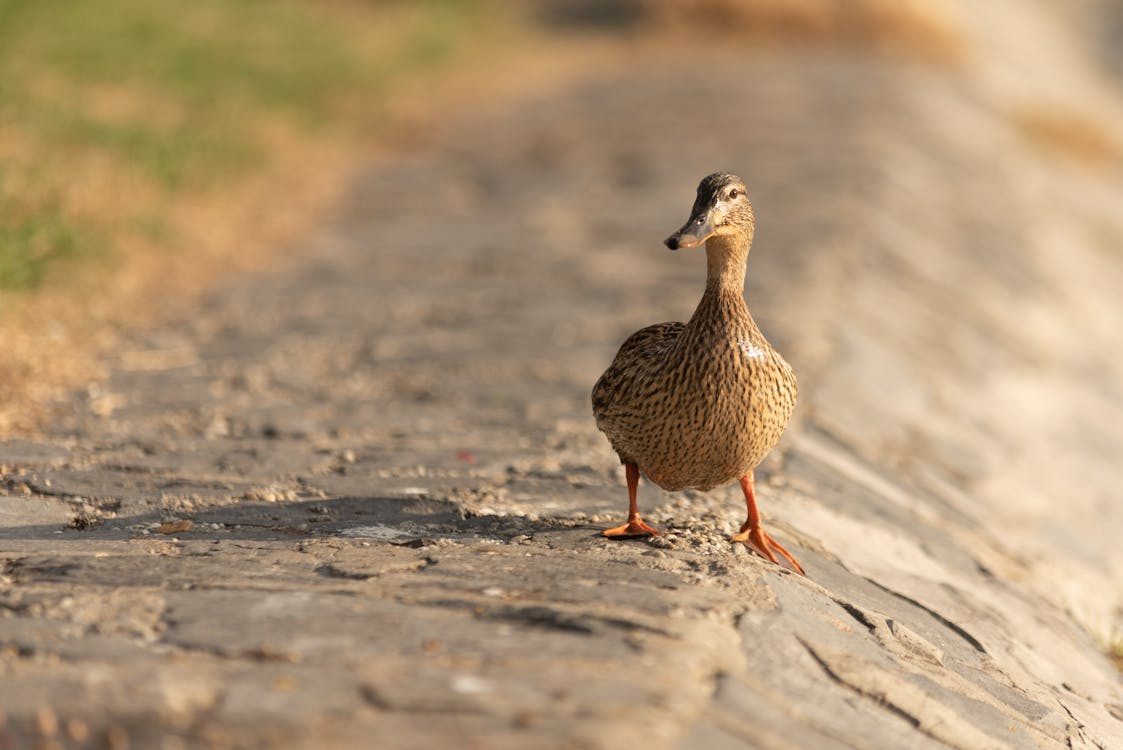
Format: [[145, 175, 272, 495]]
[[798, 636, 923, 730], [862, 577, 987, 655], [400, 594, 675, 638], [3, 558, 81, 581], [155, 620, 303, 664], [358, 683, 498, 717], [1057, 699, 1105, 750], [314, 563, 373, 581], [835, 598, 879, 635], [797, 637, 1019, 750]]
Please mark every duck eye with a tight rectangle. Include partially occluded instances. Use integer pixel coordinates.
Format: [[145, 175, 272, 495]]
[[728, 189, 739, 200]]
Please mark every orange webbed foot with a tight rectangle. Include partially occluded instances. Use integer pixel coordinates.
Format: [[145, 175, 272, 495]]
[[602, 517, 661, 539], [731, 526, 805, 575]]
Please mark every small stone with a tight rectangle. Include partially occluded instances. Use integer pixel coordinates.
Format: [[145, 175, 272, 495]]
[[204, 415, 229, 439], [273, 675, 298, 693], [106, 725, 130, 750], [66, 718, 89, 742], [450, 674, 491, 695], [155, 520, 193, 535], [36, 707, 58, 736], [512, 709, 538, 728]]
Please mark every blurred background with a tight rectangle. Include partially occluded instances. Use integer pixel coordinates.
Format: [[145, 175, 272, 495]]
[[0, 0, 521, 429], [4, 0, 1117, 303], [1, 0, 1122, 666]]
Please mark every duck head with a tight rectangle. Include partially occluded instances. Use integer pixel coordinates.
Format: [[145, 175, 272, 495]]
[[665, 172, 754, 250]]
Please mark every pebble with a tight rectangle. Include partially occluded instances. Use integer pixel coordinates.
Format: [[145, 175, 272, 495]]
[[450, 675, 491, 695], [66, 718, 89, 742], [36, 707, 57, 736]]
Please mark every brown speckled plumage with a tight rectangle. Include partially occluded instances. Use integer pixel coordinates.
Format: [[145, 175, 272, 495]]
[[592, 173, 804, 573]]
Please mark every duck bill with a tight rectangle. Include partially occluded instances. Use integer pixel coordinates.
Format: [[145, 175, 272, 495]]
[[665, 210, 716, 250]]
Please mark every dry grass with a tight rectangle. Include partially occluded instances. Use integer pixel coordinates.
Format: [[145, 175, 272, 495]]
[[0, 0, 520, 436], [1011, 107, 1123, 167], [1109, 635, 1123, 674], [646, 0, 965, 61], [0, 126, 355, 434]]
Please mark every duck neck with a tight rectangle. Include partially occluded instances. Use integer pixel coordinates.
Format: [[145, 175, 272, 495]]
[[703, 234, 749, 299], [680, 234, 753, 343]]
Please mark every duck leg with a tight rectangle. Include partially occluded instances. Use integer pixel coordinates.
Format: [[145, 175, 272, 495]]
[[731, 473, 805, 575], [603, 462, 660, 538]]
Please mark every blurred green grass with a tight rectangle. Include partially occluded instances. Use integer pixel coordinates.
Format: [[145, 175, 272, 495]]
[[0, 0, 494, 291], [1110, 635, 1123, 674], [0, 196, 89, 289]]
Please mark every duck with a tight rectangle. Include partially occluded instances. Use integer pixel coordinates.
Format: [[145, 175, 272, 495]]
[[591, 172, 804, 574]]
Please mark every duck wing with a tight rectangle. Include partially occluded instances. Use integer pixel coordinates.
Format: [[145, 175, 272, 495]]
[[591, 321, 685, 431]]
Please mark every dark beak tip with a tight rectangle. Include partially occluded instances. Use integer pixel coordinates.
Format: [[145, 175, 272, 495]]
[[665, 236, 679, 250]]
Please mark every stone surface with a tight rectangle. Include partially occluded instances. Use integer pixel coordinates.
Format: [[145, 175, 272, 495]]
[[2, 3, 1123, 748]]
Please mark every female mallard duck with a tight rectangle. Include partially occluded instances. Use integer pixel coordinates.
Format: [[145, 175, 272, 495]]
[[592, 172, 804, 574]]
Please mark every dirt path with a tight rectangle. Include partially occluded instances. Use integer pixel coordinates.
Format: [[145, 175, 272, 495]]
[[3, 34, 1123, 750]]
